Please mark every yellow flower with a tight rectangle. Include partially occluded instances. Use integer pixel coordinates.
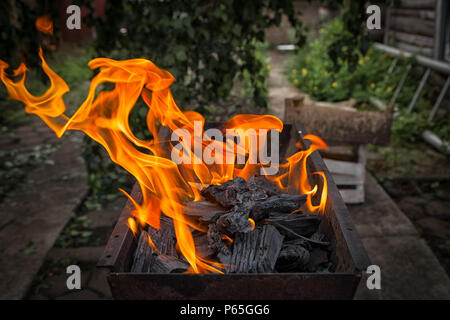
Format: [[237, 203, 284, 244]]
[[386, 87, 392, 93], [370, 83, 376, 88], [293, 79, 299, 85], [364, 56, 370, 61], [301, 68, 307, 76], [358, 58, 364, 65], [319, 28, 324, 34], [267, 64, 271, 70], [313, 86, 318, 91], [331, 82, 338, 88]]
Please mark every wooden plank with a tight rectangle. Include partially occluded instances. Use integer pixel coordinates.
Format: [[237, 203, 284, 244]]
[[400, 0, 436, 9], [389, 16, 435, 37], [389, 30, 434, 48], [391, 8, 435, 19], [324, 159, 364, 176], [285, 97, 393, 146], [332, 173, 365, 186]]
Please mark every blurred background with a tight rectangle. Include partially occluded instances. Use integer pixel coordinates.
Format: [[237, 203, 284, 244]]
[[0, 0, 449, 299]]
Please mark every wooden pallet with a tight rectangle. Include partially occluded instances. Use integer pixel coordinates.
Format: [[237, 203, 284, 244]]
[[322, 145, 367, 204]]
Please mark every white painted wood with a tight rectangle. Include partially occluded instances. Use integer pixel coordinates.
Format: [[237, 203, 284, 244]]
[[323, 145, 367, 204], [324, 159, 364, 176]]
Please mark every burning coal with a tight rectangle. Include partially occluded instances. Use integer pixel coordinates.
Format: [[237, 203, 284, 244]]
[[0, 19, 328, 273]]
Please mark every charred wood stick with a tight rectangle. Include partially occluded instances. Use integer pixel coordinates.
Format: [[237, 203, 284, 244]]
[[272, 223, 329, 246], [267, 212, 320, 238]]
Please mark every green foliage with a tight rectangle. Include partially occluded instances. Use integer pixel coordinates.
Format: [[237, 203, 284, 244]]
[[0, 0, 59, 68], [288, 18, 449, 143], [81, 0, 305, 111]]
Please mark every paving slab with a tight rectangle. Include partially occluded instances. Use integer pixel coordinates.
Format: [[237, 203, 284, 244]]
[[0, 131, 88, 299], [349, 173, 450, 299], [347, 173, 419, 238], [87, 268, 111, 298], [47, 246, 106, 263], [354, 236, 450, 299]]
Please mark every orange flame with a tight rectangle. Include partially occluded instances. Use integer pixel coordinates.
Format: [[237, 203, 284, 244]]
[[36, 15, 53, 35], [0, 48, 328, 273]]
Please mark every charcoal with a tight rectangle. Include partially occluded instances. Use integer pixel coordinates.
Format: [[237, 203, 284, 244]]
[[248, 175, 281, 196], [131, 230, 154, 273], [201, 177, 249, 208], [221, 225, 284, 273], [310, 231, 326, 243], [131, 217, 176, 273], [275, 242, 310, 272], [193, 230, 215, 258], [182, 200, 228, 223], [251, 194, 307, 221], [307, 248, 330, 272], [267, 213, 321, 239], [216, 201, 254, 235], [151, 254, 190, 273], [206, 224, 230, 256]]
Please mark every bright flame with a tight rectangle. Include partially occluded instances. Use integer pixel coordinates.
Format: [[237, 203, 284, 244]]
[[0, 46, 328, 273], [36, 15, 53, 35]]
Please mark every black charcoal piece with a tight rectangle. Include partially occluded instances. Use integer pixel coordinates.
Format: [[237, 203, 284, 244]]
[[216, 201, 254, 235], [268, 212, 321, 239], [182, 200, 228, 223], [207, 224, 230, 256], [251, 194, 307, 221], [275, 242, 310, 272], [130, 217, 176, 273], [248, 175, 281, 196], [200, 177, 248, 208], [151, 254, 190, 273], [223, 225, 284, 273], [307, 248, 330, 272]]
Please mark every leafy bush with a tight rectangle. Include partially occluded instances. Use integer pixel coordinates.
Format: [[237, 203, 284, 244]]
[[81, 0, 305, 111], [288, 18, 450, 143]]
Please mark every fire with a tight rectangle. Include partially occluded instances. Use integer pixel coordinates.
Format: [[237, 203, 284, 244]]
[[0, 25, 328, 273], [35, 15, 53, 35]]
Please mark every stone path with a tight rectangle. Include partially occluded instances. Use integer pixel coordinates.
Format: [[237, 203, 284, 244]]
[[268, 49, 300, 120], [351, 174, 450, 299], [0, 120, 88, 299]]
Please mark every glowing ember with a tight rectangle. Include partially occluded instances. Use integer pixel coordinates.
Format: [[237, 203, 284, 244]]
[[0, 19, 328, 273]]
